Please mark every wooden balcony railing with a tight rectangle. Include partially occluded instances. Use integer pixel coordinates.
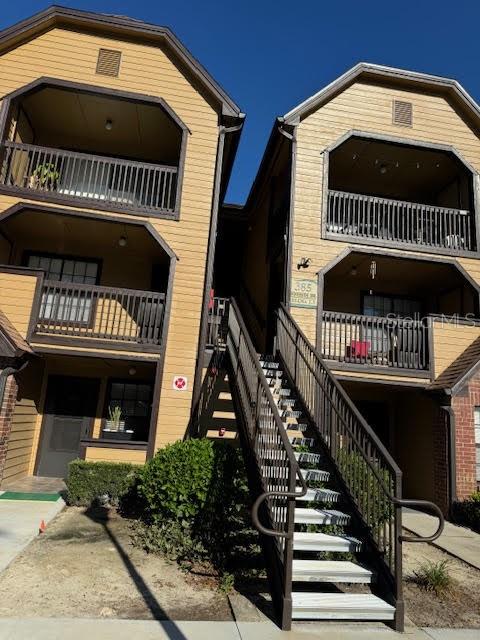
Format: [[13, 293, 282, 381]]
[[321, 310, 430, 371], [0, 141, 178, 214], [206, 297, 229, 348], [327, 190, 474, 251], [33, 280, 165, 347]]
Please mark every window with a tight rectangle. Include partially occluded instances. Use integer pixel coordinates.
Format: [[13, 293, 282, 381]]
[[105, 381, 153, 442], [362, 294, 421, 318], [27, 253, 99, 324], [474, 408, 480, 483], [27, 254, 98, 284]]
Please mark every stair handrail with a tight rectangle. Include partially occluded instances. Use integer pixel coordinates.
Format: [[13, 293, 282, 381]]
[[275, 304, 444, 631], [393, 498, 445, 542], [226, 299, 307, 629], [228, 298, 308, 515]]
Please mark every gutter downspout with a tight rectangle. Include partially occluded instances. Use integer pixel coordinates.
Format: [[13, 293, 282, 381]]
[[190, 118, 244, 422], [277, 119, 297, 310], [440, 402, 457, 512]]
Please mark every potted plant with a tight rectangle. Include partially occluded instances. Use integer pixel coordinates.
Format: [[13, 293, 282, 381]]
[[28, 162, 60, 191], [101, 406, 134, 441]]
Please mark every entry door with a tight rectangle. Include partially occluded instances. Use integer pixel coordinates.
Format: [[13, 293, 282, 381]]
[[36, 376, 100, 478]]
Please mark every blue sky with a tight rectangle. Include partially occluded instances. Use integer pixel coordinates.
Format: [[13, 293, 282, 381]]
[[2, 1, 479, 203]]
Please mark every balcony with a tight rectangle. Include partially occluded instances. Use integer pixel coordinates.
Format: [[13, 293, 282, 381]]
[[321, 311, 430, 371], [327, 133, 476, 254], [326, 190, 474, 252], [32, 281, 165, 349], [0, 141, 178, 214]]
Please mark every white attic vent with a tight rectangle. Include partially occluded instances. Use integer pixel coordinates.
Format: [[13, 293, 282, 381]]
[[392, 99, 413, 126], [96, 48, 122, 77]]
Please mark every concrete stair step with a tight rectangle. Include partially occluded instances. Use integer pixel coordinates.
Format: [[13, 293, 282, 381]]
[[291, 593, 395, 621], [294, 451, 322, 464], [290, 437, 315, 447], [295, 487, 338, 503], [291, 560, 373, 583], [294, 508, 350, 526], [293, 532, 362, 552]]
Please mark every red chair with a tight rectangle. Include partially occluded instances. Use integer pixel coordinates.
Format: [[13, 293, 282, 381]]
[[348, 340, 370, 358]]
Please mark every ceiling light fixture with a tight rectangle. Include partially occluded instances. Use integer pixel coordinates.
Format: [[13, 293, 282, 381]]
[[118, 235, 128, 247], [105, 118, 113, 131]]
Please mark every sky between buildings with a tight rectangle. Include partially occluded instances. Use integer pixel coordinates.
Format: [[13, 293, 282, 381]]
[[3, 0, 479, 204]]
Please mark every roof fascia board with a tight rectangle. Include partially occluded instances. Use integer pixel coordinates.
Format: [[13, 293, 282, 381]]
[[0, 5, 242, 118]]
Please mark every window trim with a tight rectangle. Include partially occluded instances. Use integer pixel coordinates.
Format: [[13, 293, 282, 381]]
[[23, 250, 102, 284]]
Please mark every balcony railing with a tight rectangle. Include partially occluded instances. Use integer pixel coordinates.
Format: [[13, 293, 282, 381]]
[[33, 280, 165, 347], [0, 141, 178, 213], [321, 310, 430, 371], [327, 190, 474, 251], [206, 297, 229, 348]]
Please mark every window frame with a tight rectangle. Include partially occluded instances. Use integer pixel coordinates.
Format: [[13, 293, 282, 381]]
[[360, 290, 422, 319], [102, 378, 153, 443]]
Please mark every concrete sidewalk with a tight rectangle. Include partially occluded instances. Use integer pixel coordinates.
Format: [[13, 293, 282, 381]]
[[402, 508, 480, 570], [0, 619, 477, 640], [0, 496, 65, 573]]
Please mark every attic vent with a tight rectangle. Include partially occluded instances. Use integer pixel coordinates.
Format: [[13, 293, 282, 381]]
[[96, 48, 122, 77], [392, 99, 413, 126]]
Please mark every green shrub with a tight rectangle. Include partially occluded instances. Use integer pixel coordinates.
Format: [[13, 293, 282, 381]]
[[412, 560, 452, 595], [451, 493, 480, 533], [66, 459, 141, 507], [138, 439, 215, 523], [336, 448, 393, 525], [134, 438, 261, 580]]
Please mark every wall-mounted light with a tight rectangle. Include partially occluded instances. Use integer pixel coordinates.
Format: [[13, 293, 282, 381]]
[[297, 257, 311, 270], [105, 118, 113, 131], [128, 367, 137, 376], [379, 164, 388, 175], [350, 266, 357, 277], [118, 236, 128, 247]]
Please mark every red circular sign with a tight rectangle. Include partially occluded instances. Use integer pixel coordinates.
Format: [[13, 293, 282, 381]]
[[174, 376, 187, 390]]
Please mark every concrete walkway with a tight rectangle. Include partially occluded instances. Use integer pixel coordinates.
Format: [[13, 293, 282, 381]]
[[0, 495, 65, 573], [0, 619, 477, 640], [402, 508, 480, 570]]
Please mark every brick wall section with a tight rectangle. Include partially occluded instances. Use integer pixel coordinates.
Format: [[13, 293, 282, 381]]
[[0, 370, 18, 484], [451, 376, 479, 500], [432, 406, 449, 514]]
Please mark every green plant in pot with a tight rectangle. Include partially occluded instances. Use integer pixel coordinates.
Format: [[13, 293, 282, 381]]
[[106, 405, 125, 432], [102, 405, 134, 441], [29, 162, 59, 191]]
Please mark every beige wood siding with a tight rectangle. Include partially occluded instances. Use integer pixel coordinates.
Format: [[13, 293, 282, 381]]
[[291, 81, 480, 348], [431, 319, 480, 378], [0, 26, 221, 447], [2, 362, 43, 482], [84, 446, 146, 464], [0, 270, 38, 337]]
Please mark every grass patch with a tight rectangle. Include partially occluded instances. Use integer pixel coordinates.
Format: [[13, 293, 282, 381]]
[[411, 560, 453, 595]]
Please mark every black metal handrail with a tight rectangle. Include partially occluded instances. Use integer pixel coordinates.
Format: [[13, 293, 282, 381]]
[[275, 304, 444, 631], [34, 280, 165, 346], [0, 140, 178, 213], [206, 297, 229, 348], [327, 189, 474, 251], [226, 299, 306, 629], [322, 310, 430, 371]]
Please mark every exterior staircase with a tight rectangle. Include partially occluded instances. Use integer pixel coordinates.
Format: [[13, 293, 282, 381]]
[[219, 298, 444, 631], [260, 356, 395, 622]]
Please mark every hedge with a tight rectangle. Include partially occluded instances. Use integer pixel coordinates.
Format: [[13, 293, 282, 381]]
[[66, 459, 142, 507], [451, 491, 480, 534]]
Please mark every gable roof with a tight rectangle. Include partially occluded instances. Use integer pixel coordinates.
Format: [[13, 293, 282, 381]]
[[429, 335, 480, 394], [0, 5, 243, 118], [0, 309, 34, 359], [283, 62, 480, 128]]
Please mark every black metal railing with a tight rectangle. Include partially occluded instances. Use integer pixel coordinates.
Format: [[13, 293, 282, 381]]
[[0, 141, 178, 213], [206, 297, 229, 348], [327, 190, 474, 251], [275, 304, 444, 631], [34, 280, 165, 346], [321, 311, 430, 370], [226, 299, 307, 630]]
